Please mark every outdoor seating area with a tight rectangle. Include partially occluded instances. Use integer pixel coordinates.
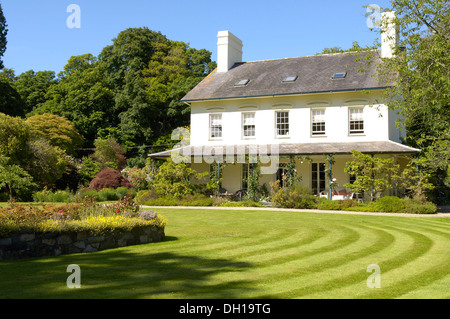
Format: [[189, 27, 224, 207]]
[[320, 188, 354, 200]]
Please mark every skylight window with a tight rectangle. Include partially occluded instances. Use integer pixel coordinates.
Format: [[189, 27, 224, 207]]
[[331, 72, 347, 79], [235, 79, 250, 86], [283, 76, 298, 83]]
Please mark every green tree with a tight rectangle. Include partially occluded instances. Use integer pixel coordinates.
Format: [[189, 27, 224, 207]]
[[0, 157, 35, 201], [33, 54, 116, 146], [26, 113, 83, 155], [91, 138, 127, 171], [0, 4, 7, 69], [27, 138, 68, 187], [0, 113, 31, 166], [152, 159, 207, 199], [14, 70, 57, 114], [375, 0, 450, 202], [344, 150, 401, 201], [99, 27, 215, 151], [0, 69, 25, 117]]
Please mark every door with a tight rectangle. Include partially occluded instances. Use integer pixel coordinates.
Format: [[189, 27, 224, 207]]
[[312, 163, 326, 195]]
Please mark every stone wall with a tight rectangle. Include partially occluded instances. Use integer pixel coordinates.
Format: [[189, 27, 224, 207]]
[[0, 226, 165, 261]]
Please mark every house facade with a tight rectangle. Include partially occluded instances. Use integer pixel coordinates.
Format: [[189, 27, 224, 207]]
[[150, 13, 420, 199]]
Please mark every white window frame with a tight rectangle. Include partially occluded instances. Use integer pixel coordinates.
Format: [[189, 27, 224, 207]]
[[348, 107, 365, 135], [242, 112, 256, 139], [209, 113, 223, 140], [311, 109, 326, 136], [275, 110, 290, 138]]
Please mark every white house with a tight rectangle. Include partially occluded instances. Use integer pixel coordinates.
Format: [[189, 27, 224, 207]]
[[150, 13, 419, 199]]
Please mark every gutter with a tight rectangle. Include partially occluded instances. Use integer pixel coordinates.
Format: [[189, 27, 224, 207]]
[[181, 86, 393, 103]]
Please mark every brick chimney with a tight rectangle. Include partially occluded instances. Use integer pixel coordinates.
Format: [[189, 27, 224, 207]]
[[217, 31, 243, 72]]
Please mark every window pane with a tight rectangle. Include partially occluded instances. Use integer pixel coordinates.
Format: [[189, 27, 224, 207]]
[[311, 110, 326, 135], [349, 108, 364, 134], [276, 112, 289, 136], [210, 114, 222, 138], [243, 113, 256, 137]]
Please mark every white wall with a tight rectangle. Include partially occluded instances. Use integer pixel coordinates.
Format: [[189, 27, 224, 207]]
[[189, 91, 403, 146]]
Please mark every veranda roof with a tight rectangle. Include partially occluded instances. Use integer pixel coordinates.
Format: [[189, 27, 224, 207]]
[[148, 141, 420, 159]]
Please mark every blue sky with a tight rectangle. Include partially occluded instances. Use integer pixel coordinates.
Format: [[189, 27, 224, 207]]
[[1, 0, 392, 75]]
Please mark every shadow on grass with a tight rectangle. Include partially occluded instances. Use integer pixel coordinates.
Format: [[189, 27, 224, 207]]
[[0, 240, 255, 299]]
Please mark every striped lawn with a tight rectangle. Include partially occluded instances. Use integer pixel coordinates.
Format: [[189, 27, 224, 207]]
[[0, 208, 449, 299]]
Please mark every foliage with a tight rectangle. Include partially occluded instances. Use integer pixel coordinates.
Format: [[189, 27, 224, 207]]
[[152, 159, 207, 199], [89, 168, 135, 191], [0, 113, 31, 167], [142, 194, 213, 207], [207, 163, 225, 195], [26, 113, 83, 155], [32, 54, 116, 146], [402, 198, 437, 214], [91, 138, 127, 171], [344, 150, 401, 201], [374, 0, 450, 203], [78, 156, 102, 186], [13, 71, 57, 115], [372, 196, 405, 213], [314, 198, 359, 210], [269, 181, 316, 209], [27, 138, 69, 186], [0, 3, 6, 69], [0, 156, 36, 201], [0, 199, 165, 238], [0, 27, 215, 167], [33, 189, 74, 203], [134, 189, 160, 205], [219, 200, 264, 208], [0, 77, 24, 117], [121, 158, 155, 191], [246, 164, 261, 202], [317, 41, 375, 55]]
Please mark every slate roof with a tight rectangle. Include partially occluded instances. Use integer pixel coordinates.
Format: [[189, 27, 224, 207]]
[[148, 141, 420, 158], [181, 50, 392, 102]]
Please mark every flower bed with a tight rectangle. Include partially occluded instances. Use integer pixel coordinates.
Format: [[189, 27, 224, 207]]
[[0, 197, 166, 260]]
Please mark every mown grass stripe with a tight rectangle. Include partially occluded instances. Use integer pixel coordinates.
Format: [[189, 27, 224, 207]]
[[251, 224, 395, 298], [224, 226, 328, 261], [250, 224, 362, 268], [0, 208, 448, 299]]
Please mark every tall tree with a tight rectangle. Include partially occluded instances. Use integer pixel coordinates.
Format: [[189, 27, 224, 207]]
[[0, 69, 25, 117], [26, 113, 84, 155], [0, 3, 7, 69], [33, 54, 115, 146], [376, 0, 450, 202], [14, 70, 57, 115]]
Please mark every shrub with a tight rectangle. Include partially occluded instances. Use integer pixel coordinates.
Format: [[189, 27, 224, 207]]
[[0, 199, 166, 238], [134, 189, 160, 205], [33, 189, 74, 203], [151, 159, 207, 199], [116, 186, 136, 199], [402, 199, 437, 214], [142, 194, 214, 207], [98, 188, 119, 202], [89, 168, 134, 191], [373, 196, 405, 213], [75, 187, 100, 202], [38, 215, 166, 236], [314, 198, 358, 210], [219, 200, 264, 207], [270, 181, 316, 209]]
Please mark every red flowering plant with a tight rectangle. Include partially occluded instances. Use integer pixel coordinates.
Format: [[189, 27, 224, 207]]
[[112, 194, 139, 218]]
